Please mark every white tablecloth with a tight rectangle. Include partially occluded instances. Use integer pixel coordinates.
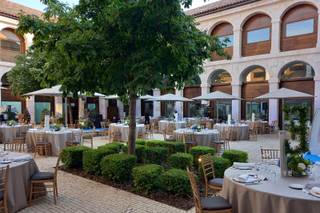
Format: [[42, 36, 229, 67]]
[[214, 123, 249, 141], [0, 125, 30, 143], [222, 166, 320, 213], [158, 120, 186, 132], [174, 128, 219, 147], [109, 123, 145, 141]]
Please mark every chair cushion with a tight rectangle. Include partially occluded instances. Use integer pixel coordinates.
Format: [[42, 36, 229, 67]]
[[31, 172, 54, 181], [209, 178, 224, 187], [201, 196, 232, 210]]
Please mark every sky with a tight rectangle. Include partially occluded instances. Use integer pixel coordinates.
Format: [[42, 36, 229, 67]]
[[9, 0, 217, 11]]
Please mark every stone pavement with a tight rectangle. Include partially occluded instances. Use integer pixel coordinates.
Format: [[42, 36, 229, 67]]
[[20, 133, 279, 213]]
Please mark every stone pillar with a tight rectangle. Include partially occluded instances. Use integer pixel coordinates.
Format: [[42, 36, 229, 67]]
[[233, 28, 242, 59], [271, 20, 281, 53], [136, 98, 141, 118], [99, 97, 107, 119], [153, 89, 161, 118], [201, 83, 210, 105], [317, 13, 320, 48], [117, 100, 124, 119], [231, 83, 241, 122], [78, 98, 85, 119], [315, 79, 320, 110], [269, 80, 279, 125], [175, 89, 184, 118], [54, 96, 63, 117], [26, 96, 35, 123]]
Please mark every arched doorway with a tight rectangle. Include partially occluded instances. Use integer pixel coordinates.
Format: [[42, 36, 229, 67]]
[[241, 66, 269, 121], [183, 76, 201, 117], [0, 28, 25, 63], [209, 69, 232, 121], [279, 61, 315, 126]]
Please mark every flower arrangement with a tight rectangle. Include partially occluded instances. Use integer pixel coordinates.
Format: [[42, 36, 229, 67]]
[[79, 118, 93, 129], [124, 118, 130, 125], [51, 123, 61, 131], [284, 105, 310, 176], [191, 124, 201, 132], [7, 120, 16, 126]]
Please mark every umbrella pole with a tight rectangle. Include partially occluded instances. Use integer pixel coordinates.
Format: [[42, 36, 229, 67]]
[[64, 97, 68, 127], [282, 98, 284, 130]]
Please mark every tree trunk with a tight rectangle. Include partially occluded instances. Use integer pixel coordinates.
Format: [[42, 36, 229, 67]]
[[128, 94, 137, 155]]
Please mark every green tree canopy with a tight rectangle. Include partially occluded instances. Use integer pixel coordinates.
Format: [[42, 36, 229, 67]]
[[13, 0, 225, 154]]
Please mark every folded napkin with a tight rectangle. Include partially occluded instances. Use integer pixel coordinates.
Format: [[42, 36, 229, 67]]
[[233, 162, 255, 169], [12, 155, 32, 162], [237, 174, 259, 183], [311, 187, 320, 195]]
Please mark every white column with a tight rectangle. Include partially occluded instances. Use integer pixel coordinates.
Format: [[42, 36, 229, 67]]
[[26, 96, 35, 123], [317, 13, 320, 48], [231, 84, 241, 122], [153, 89, 161, 118], [315, 79, 320, 110], [233, 28, 242, 59], [271, 20, 281, 53], [175, 89, 184, 118], [269, 80, 279, 125], [54, 96, 63, 117], [201, 83, 210, 105], [78, 98, 85, 119], [117, 100, 124, 119], [136, 98, 141, 118], [0, 82, 2, 106], [99, 97, 107, 119], [105, 100, 109, 119]]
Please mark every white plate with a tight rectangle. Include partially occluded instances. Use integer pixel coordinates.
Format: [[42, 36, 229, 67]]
[[232, 177, 260, 184], [0, 160, 11, 164], [233, 166, 254, 170], [289, 184, 304, 190], [310, 190, 320, 198]]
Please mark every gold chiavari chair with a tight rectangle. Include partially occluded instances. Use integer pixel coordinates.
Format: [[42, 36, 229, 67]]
[[187, 168, 232, 213], [249, 123, 258, 141], [82, 133, 94, 148], [260, 146, 280, 163], [110, 129, 121, 142], [66, 131, 82, 147], [0, 165, 9, 213], [183, 132, 196, 152], [199, 154, 223, 196], [163, 123, 176, 141], [29, 155, 60, 205], [33, 133, 51, 157]]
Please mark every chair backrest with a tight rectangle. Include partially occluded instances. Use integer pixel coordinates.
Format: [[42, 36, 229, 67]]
[[35, 133, 46, 144], [0, 165, 9, 207], [183, 133, 195, 144], [54, 154, 61, 179], [200, 154, 215, 185], [187, 168, 202, 213], [260, 146, 280, 161], [72, 131, 82, 143], [166, 123, 175, 135]]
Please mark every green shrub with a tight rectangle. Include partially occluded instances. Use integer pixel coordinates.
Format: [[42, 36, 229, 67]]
[[168, 153, 193, 170], [61, 146, 90, 169], [136, 140, 146, 146], [212, 157, 232, 178], [222, 150, 248, 163], [98, 142, 124, 153], [160, 169, 191, 196], [132, 164, 164, 194], [190, 146, 215, 164], [123, 144, 146, 163], [83, 148, 117, 174], [100, 154, 137, 182], [145, 140, 184, 154], [144, 147, 168, 165]]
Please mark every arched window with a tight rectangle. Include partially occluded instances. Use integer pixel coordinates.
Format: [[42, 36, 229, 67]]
[[211, 22, 233, 60], [242, 14, 272, 57], [210, 69, 232, 85], [0, 29, 25, 62], [281, 4, 318, 51], [243, 66, 269, 82], [280, 62, 315, 81]]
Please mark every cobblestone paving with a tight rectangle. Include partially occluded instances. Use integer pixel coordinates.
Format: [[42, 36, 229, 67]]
[[20, 133, 279, 213]]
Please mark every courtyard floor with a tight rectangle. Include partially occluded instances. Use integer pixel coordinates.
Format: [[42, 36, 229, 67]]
[[20, 133, 280, 213]]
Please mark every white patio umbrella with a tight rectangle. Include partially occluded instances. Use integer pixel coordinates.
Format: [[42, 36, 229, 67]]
[[105, 95, 119, 99], [148, 93, 192, 102], [140, 95, 154, 100], [255, 88, 313, 129], [24, 85, 63, 96], [193, 91, 241, 121]]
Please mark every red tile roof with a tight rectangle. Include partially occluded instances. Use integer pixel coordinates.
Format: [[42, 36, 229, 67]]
[[185, 0, 262, 17], [0, 0, 42, 20]]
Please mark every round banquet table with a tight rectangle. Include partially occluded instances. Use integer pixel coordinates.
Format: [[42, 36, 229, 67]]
[[0, 152, 39, 213], [174, 128, 219, 147], [222, 166, 320, 213], [0, 125, 30, 143], [214, 123, 249, 141], [158, 120, 186, 132], [26, 129, 80, 156], [109, 123, 145, 141]]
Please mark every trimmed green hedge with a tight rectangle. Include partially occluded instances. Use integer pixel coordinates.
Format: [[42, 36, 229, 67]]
[[83, 148, 117, 174], [212, 156, 232, 178], [123, 144, 146, 163], [136, 140, 146, 146], [160, 169, 191, 197], [190, 146, 216, 165], [222, 150, 248, 163], [132, 164, 164, 194], [61, 146, 90, 169], [100, 154, 137, 182], [98, 142, 124, 153], [144, 147, 168, 165], [168, 153, 193, 170], [144, 140, 184, 154]]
